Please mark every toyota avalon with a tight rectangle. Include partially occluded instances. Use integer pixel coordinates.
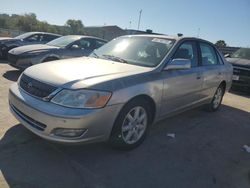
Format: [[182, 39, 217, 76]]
[[9, 35, 233, 149]]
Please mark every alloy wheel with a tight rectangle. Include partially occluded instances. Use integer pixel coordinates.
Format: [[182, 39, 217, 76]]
[[121, 106, 147, 144]]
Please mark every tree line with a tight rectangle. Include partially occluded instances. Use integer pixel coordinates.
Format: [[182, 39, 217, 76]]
[[0, 13, 85, 35], [0, 13, 229, 47]]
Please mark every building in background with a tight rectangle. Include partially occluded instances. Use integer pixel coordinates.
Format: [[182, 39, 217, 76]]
[[84, 25, 125, 41], [84, 25, 162, 41], [216, 46, 240, 55]]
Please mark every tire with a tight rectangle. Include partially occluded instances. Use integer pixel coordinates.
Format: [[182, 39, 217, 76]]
[[109, 98, 152, 150], [207, 84, 225, 112]]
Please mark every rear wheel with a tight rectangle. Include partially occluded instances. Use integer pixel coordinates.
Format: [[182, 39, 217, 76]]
[[207, 84, 225, 112], [109, 99, 152, 150]]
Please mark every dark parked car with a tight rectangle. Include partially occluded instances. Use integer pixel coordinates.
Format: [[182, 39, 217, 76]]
[[8, 35, 107, 70], [226, 48, 250, 93], [0, 32, 61, 59]]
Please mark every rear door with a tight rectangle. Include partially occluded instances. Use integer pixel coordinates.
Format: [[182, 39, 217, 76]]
[[198, 42, 224, 98], [161, 41, 203, 116]]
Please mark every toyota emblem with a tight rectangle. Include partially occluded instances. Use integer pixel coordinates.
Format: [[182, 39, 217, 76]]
[[27, 82, 33, 89]]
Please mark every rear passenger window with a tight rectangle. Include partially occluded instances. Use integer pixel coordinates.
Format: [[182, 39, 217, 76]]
[[200, 43, 218, 66], [173, 41, 198, 67]]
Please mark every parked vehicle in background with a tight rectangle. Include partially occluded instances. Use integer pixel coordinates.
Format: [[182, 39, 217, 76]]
[[0, 32, 61, 59], [9, 35, 233, 149], [8, 35, 107, 70], [226, 48, 250, 93]]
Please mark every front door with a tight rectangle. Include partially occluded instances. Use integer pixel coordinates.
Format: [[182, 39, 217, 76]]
[[160, 41, 203, 116]]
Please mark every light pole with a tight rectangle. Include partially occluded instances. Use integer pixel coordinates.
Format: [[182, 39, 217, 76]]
[[197, 28, 200, 38], [137, 9, 142, 30]]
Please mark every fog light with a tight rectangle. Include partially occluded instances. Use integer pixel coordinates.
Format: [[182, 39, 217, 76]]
[[51, 128, 87, 138]]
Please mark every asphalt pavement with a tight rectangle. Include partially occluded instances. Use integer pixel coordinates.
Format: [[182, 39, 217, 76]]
[[0, 61, 250, 188]]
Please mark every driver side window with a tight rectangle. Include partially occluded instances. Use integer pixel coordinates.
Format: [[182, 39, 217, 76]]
[[173, 41, 198, 67], [79, 39, 92, 49], [25, 34, 41, 42]]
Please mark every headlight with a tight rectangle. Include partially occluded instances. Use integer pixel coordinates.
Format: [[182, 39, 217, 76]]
[[51, 89, 112, 109]]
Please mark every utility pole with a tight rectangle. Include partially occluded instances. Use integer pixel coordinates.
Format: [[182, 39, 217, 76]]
[[197, 28, 200, 38], [137, 9, 142, 30]]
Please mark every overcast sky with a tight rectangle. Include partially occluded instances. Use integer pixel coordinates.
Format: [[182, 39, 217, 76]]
[[1, 0, 250, 47]]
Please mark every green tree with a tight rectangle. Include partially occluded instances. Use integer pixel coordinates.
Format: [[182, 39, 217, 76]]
[[16, 13, 37, 31], [215, 40, 227, 47], [0, 13, 87, 36], [66, 19, 85, 34]]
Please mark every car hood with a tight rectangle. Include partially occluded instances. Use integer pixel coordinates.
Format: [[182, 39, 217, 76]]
[[0, 37, 17, 43], [9, 44, 59, 55], [0, 37, 12, 40], [226, 58, 250, 69], [24, 57, 152, 88]]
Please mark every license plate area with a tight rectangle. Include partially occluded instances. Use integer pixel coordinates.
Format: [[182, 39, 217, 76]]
[[232, 75, 239, 81]]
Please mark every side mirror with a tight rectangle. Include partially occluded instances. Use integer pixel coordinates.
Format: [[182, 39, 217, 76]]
[[164, 59, 191, 71], [224, 53, 230, 58], [71, 44, 80, 49]]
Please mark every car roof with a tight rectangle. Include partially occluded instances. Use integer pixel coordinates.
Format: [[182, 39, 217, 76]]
[[23, 32, 62, 36], [66, 35, 107, 42], [121, 34, 214, 45]]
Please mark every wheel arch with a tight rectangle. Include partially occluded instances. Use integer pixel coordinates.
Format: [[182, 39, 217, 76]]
[[42, 55, 59, 62], [118, 94, 156, 124], [220, 80, 226, 92]]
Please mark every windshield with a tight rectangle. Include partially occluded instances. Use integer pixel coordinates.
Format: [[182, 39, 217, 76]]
[[231, 48, 250, 60], [14, 32, 34, 39], [47, 36, 81, 47], [90, 36, 175, 67]]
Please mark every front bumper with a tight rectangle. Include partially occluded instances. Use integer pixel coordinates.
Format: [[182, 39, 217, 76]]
[[8, 54, 40, 70], [9, 83, 123, 144], [232, 66, 250, 91]]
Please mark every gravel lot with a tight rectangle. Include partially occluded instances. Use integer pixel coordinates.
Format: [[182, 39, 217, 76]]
[[0, 61, 250, 188]]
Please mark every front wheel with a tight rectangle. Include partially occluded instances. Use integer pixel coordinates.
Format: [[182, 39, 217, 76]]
[[109, 99, 152, 150], [207, 85, 225, 112]]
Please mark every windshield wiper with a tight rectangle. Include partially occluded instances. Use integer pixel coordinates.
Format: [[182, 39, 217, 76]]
[[102, 54, 128, 63]]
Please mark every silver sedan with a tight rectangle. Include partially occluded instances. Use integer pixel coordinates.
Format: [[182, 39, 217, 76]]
[[9, 35, 233, 149]]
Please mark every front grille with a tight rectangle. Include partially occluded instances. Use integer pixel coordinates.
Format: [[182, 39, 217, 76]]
[[20, 74, 57, 99], [8, 53, 19, 64], [11, 104, 47, 131], [233, 66, 250, 77]]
